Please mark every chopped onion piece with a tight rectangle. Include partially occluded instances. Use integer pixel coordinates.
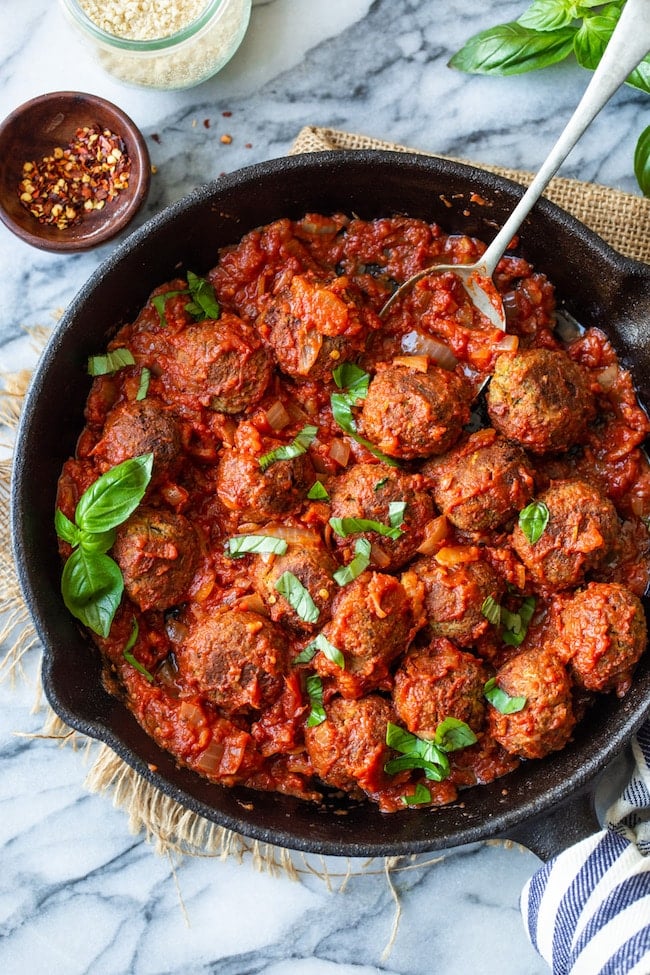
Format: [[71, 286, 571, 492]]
[[195, 740, 225, 774], [233, 592, 268, 616], [370, 542, 391, 568], [296, 328, 323, 375], [329, 437, 351, 468], [401, 330, 457, 370], [391, 355, 429, 373], [265, 400, 291, 431], [596, 364, 619, 390], [416, 516, 449, 555], [258, 522, 321, 548], [434, 545, 481, 565], [165, 617, 188, 643], [494, 333, 519, 352], [180, 701, 204, 727]]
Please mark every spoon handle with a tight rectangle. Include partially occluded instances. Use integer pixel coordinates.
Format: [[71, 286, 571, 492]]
[[481, 0, 650, 276]]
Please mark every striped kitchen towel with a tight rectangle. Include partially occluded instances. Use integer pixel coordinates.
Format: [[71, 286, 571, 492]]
[[521, 722, 650, 974]]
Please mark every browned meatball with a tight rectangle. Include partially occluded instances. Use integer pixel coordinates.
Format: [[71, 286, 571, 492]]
[[165, 312, 272, 412], [425, 429, 535, 533], [304, 693, 396, 795], [176, 608, 289, 713], [329, 463, 434, 571], [411, 552, 503, 647], [95, 398, 183, 485], [487, 647, 575, 760], [216, 446, 314, 523], [357, 363, 472, 459], [553, 582, 647, 697], [113, 506, 199, 612], [487, 348, 596, 454], [393, 638, 488, 737], [511, 479, 619, 592], [313, 571, 416, 698], [254, 544, 338, 632], [261, 273, 373, 381]]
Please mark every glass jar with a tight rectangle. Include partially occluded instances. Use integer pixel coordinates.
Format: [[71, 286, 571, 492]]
[[59, 0, 252, 91]]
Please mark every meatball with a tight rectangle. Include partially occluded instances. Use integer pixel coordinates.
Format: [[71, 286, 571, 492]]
[[176, 608, 289, 713], [329, 463, 434, 571], [357, 363, 472, 459], [487, 348, 596, 454], [215, 446, 314, 523], [393, 638, 488, 737], [261, 273, 373, 381], [411, 552, 503, 647], [511, 478, 619, 592], [113, 506, 199, 612], [94, 398, 183, 485], [304, 693, 396, 795], [553, 582, 647, 697], [254, 544, 338, 632], [424, 429, 535, 533], [313, 571, 416, 699], [487, 647, 575, 760], [165, 312, 272, 413]]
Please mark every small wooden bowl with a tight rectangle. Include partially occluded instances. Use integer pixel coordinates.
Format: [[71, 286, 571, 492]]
[[0, 91, 151, 252]]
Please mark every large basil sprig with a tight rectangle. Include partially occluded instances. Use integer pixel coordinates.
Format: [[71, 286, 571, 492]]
[[449, 1, 650, 196], [55, 453, 153, 637]]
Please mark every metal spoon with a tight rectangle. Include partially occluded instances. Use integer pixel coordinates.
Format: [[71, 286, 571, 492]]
[[380, 0, 650, 327]]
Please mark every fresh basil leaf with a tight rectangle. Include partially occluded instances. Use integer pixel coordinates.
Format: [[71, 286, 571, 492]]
[[635, 124, 650, 195], [518, 499, 550, 544], [186, 271, 220, 320], [388, 501, 407, 529], [385, 722, 450, 778], [332, 361, 371, 398], [401, 783, 432, 806], [297, 631, 345, 669], [125, 616, 139, 652], [573, 10, 619, 70], [152, 289, 187, 326], [136, 368, 150, 401], [502, 596, 536, 647], [374, 477, 389, 492], [330, 364, 399, 467], [274, 570, 320, 623], [518, 0, 575, 31], [481, 594, 502, 627], [54, 508, 80, 547], [87, 348, 135, 377], [626, 55, 650, 96], [307, 480, 329, 500], [75, 454, 154, 534], [484, 677, 527, 714], [61, 547, 123, 638], [333, 537, 371, 586], [434, 717, 478, 752], [329, 516, 403, 540], [305, 674, 326, 726], [123, 619, 155, 682], [226, 534, 289, 558], [449, 22, 576, 76], [384, 753, 449, 782], [258, 425, 318, 472], [78, 527, 117, 554]]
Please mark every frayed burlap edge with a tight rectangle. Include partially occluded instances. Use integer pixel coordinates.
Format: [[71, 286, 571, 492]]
[[290, 126, 650, 266]]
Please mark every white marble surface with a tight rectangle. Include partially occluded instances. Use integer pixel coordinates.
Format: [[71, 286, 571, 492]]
[[2, 1, 648, 972]]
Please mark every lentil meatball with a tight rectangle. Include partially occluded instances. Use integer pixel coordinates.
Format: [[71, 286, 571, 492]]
[[487, 348, 596, 454], [176, 609, 289, 714], [329, 462, 434, 571], [215, 446, 314, 523], [487, 647, 575, 760], [113, 506, 199, 612], [411, 552, 503, 647], [425, 429, 535, 533], [313, 571, 416, 699], [393, 638, 488, 737], [304, 693, 396, 795], [94, 398, 183, 485], [511, 478, 619, 591], [553, 582, 647, 697], [357, 363, 472, 459], [165, 312, 272, 413], [255, 544, 338, 632]]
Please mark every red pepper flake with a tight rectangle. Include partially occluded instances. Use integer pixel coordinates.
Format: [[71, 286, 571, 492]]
[[222, 110, 232, 117], [203, 118, 211, 129], [17, 124, 132, 230], [220, 134, 233, 145]]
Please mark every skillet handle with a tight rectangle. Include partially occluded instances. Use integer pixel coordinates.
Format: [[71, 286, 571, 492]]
[[501, 784, 601, 862]]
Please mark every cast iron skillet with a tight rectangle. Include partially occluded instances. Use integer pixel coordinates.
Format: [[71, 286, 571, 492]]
[[11, 150, 650, 860]]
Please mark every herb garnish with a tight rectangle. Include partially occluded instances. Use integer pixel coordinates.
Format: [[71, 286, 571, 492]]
[[484, 677, 527, 714], [152, 271, 220, 326], [305, 674, 326, 726], [274, 570, 320, 623], [330, 362, 399, 466], [87, 348, 135, 376], [258, 425, 318, 472], [449, 0, 650, 196], [402, 782, 432, 806], [333, 537, 372, 585], [481, 594, 536, 647], [518, 500, 550, 544], [307, 480, 329, 500], [136, 367, 150, 401], [226, 534, 289, 558], [55, 453, 153, 637], [384, 719, 477, 782], [122, 618, 154, 682], [294, 632, 345, 668], [329, 514, 405, 540]]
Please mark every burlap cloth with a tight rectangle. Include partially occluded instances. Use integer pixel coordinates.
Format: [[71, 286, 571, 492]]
[[2, 126, 650, 879]]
